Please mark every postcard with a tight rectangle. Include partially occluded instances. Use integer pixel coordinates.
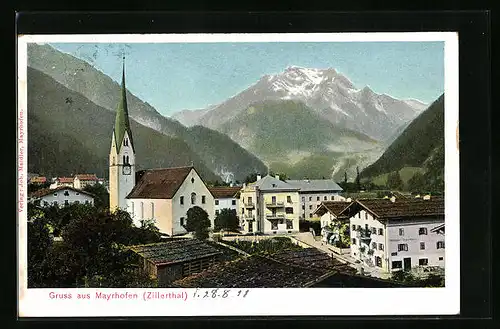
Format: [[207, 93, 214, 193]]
[[17, 32, 459, 317]]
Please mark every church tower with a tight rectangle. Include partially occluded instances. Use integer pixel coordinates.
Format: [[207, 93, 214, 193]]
[[109, 58, 136, 211]]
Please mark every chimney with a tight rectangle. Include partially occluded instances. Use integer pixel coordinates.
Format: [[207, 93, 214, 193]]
[[423, 195, 431, 200], [229, 182, 234, 187], [390, 196, 396, 203], [275, 174, 280, 180], [256, 174, 261, 181]]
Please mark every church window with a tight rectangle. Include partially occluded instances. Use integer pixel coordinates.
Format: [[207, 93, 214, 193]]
[[151, 202, 155, 218], [64, 191, 69, 196], [180, 217, 185, 226], [202, 195, 206, 204], [191, 177, 195, 184], [112, 156, 115, 165], [180, 196, 184, 205], [191, 192, 197, 205], [123, 155, 126, 164]]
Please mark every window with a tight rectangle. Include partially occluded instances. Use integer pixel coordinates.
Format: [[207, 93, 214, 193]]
[[419, 227, 428, 235], [309, 205, 312, 210], [418, 258, 429, 266], [232, 200, 236, 205], [53, 193, 57, 196], [399, 228, 405, 236], [180, 196, 184, 205], [420, 242, 425, 250], [365, 224, 369, 231], [151, 202, 155, 218], [371, 227, 376, 234], [215, 200, 219, 205], [309, 197, 312, 201], [64, 200, 69, 206], [43, 201, 49, 206], [378, 243, 384, 251], [331, 196, 334, 200], [302, 197, 305, 202], [352, 224, 356, 231], [248, 197, 253, 204], [439, 257, 444, 261], [365, 212, 368, 219], [191, 193, 197, 205], [191, 178, 195, 183], [392, 261, 403, 269], [215, 210, 219, 216], [371, 242, 377, 249], [285, 207, 293, 214], [54, 201, 58, 206], [140, 202, 144, 219], [437, 241, 445, 249], [378, 228, 383, 235], [76, 192, 80, 195], [309, 213, 313, 218], [180, 217, 185, 226], [286, 220, 293, 229], [316, 196, 320, 201], [324, 196, 327, 201], [375, 256, 382, 267], [391, 252, 397, 256], [398, 244, 408, 251], [202, 195, 206, 204], [287, 196, 292, 203], [352, 238, 357, 245], [271, 196, 276, 204], [357, 225, 361, 230], [64, 190, 69, 196], [302, 205, 305, 210]]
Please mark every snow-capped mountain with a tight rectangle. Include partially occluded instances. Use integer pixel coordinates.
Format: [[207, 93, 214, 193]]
[[182, 66, 428, 141]]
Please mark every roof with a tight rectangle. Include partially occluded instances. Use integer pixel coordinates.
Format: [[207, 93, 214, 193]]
[[339, 197, 444, 219], [313, 201, 352, 217], [253, 175, 299, 191], [129, 239, 223, 266], [126, 166, 194, 199], [113, 60, 135, 153], [286, 179, 343, 192], [57, 177, 74, 183], [209, 186, 241, 199], [74, 174, 98, 181], [30, 176, 47, 183], [29, 186, 95, 198]]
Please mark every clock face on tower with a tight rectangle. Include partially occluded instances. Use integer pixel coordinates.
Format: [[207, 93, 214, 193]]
[[122, 165, 131, 175]]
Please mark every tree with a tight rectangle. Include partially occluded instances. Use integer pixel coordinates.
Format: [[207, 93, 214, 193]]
[[407, 172, 426, 193], [214, 208, 239, 232], [269, 171, 289, 181], [244, 173, 259, 184], [186, 206, 211, 240], [387, 171, 404, 190], [355, 166, 361, 191], [83, 183, 109, 209]]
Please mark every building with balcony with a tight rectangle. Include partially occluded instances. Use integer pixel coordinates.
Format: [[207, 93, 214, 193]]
[[285, 179, 344, 221], [338, 196, 445, 274], [239, 174, 300, 234]]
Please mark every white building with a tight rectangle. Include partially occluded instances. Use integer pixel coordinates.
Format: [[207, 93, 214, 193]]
[[338, 196, 445, 274], [313, 201, 352, 244], [285, 179, 344, 220], [209, 186, 241, 219], [126, 167, 215, 236], [109, 61, 136, 212], [49, 177, 74, 189], [239, 175, 300, 234], [73, 174, 99, 189], [28, 186, 95, 208]]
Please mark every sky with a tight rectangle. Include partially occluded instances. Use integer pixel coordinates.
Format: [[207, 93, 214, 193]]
[[51, 42, 444, 116]]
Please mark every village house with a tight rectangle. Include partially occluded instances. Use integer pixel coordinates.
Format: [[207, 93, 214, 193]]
[[125, 167, 215, 236], [128, 239, 223, 287], [28, 186, 95, 208], [29, 176, 47, 185], [239, 175, 300, 234], [73, 174, 99, 189], [338, 196, 445, 274], [285, 179, 345, 220], [49, 177, 74, 189], [313, 201, 352, 245], [208, 186, 241, 219]]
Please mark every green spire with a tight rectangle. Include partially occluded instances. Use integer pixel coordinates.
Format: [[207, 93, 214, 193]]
[[114, 57, 134, 152]]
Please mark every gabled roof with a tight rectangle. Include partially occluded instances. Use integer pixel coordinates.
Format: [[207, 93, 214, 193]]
[[57, 177, 74, 183], [209, 186, 241, 199], [29, 186, 95, 199], [113, 59, 135, 153], [286, 179, 343, 192], [313, 201, 352, 218], [129, 239, 222, 266], [30, 176, 47, 183], [74, 174, 98, 181], [126, 166, 195, 199], [254, 175, 299, 191], [338, 197, 444, 219]]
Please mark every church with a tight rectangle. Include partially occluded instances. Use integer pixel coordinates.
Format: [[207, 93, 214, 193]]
[[109, 61, 215, 236]]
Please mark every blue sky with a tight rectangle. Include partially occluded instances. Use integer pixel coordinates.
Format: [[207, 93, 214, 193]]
[[51, 42, 444, 116]]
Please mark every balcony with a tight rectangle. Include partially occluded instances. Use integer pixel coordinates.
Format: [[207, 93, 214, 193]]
[[266, 201, 285, 208], [266, 213, 285, 220], [244, 202, 255, 209]]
